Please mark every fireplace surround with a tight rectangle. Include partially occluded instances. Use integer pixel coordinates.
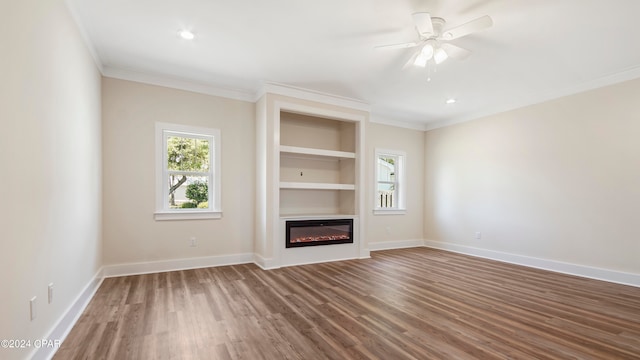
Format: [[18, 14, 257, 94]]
[[285, 219, 353, 248]]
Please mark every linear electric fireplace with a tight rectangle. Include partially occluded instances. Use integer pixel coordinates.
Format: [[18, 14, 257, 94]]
[[285, 219, 353, 248]]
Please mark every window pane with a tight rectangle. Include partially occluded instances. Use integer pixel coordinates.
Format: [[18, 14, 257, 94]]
[[167, 175, 209, 209], [377, 183, 396, 208], [377, 155, 396, 182], [167, 136, 210, 172]]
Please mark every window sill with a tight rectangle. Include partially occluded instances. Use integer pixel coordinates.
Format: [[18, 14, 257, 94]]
[[373, 208, 406, 215], [154, 210, 222, 221]]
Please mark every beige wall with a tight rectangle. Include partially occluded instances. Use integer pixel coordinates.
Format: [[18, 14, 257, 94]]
[[0, 1, 103, 359], [424, 78, 640, 274], [102, 78, 255, 265], [366, 123, 425, 246]]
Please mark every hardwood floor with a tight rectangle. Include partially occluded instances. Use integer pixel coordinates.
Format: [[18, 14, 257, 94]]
[[54, 248, 640, 359]]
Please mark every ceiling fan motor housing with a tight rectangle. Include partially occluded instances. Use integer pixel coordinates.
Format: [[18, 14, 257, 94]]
[[428, 17, 446, 38]]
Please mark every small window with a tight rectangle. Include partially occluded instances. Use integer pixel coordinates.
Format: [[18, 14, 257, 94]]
[[155, 123, 221, 220], [374, 149, 406, 215]]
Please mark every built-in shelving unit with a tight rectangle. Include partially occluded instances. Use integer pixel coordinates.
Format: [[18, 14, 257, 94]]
[[254, 86, 368, 268], [279, 111, 357, 217]]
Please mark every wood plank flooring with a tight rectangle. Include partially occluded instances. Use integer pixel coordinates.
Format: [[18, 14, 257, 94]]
[[54, 248, 640, 359]]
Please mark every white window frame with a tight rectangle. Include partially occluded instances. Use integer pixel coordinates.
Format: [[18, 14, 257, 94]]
[[155, 122, 222, 220], [373, 148, 406, 215]]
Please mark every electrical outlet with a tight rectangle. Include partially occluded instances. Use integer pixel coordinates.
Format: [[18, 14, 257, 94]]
[[48, 283, 54, 304], [189, 237, 197, 247], [30, 297, 37, 320], [386, 226, 392, 234], [475, 232, 482, 240]]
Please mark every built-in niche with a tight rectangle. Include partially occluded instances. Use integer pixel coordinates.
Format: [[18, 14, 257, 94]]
[[279, 111, 357, 217]]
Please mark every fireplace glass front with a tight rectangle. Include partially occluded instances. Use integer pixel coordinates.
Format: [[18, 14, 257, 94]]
[[285, 219, 353, 248]]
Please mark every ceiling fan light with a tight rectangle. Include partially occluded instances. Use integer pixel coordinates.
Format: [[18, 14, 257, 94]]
[[414, 43, 434, 67], [414, 52, 428, 67], [420, 43, 434, 59], [434, 47, 448, 64]]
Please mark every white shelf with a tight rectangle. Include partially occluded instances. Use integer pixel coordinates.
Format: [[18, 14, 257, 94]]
[[280, 182, 355, 190], [280, 145, 355, 160]]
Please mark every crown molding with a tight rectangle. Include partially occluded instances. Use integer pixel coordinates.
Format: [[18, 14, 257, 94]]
[[60, 0, 640, 134], [64, 0, 104, 73], [369, 113, 429, 131], [102, 66, 256, 102], [423, 64, 640, 131], [257, 82, 371, 112]]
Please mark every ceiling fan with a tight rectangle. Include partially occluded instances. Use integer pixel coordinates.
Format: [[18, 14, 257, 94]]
[[377, 13, 493, 69]]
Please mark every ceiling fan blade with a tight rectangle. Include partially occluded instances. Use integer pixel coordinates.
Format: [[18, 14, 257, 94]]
[[375, 41, 419, 50], [440, 43, 472, 60], [442, 15, 493, 40], [412, 12, 434, 36]]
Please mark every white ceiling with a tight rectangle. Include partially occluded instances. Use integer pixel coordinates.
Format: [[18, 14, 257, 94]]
[[67, 0, 640, 129]]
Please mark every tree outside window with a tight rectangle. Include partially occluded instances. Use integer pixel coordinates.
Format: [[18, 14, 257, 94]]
[[155, 123, 221, 220], [167, 136, 209, 208]]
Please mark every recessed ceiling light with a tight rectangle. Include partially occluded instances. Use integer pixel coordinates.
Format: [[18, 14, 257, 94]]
[[446, 98, 456, 104], [178, 30, 195, 40]]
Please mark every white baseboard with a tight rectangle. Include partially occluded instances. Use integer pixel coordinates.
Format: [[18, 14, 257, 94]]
[[254, 251, 371, 270], [367, 239, 425, 252], [253, 253, 280, 270], [102, 253, 254, 278], [32, 268, 104, 360], [423, 240, 640, 288], [280, 257, 355, 268], [33, 253, 253, 359], [30, 242, 639, 360]]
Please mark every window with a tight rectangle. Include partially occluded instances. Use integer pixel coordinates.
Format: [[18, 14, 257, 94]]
[[374, 148, 406, 214], [155, 123, 221, 220]]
